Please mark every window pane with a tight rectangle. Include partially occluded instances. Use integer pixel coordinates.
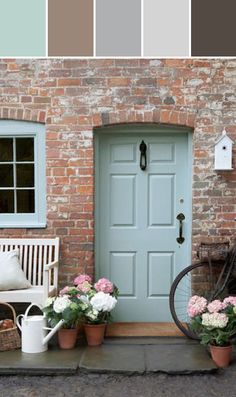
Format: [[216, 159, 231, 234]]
[[16, 138, 34, 161], [17, 190, 35, 213], [0, 138, 13, 162], [0, 190, 14, 213], [0, 165, 13, 187], [16, 164, 34, 187]]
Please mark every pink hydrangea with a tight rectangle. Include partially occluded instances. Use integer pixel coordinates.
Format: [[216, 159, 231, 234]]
[[76, 281, 92, 293], [74, 274, 92, 286], [95, 278, 114, 293], [223, 296, 236, 306], [207, 299, 226, 313], [59, 286, 70, 296], [187, 295, 207, 318]]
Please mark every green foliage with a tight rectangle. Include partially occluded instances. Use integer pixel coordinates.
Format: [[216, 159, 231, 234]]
[[43, 297, 84, 329], [113, 285, 119, 299]]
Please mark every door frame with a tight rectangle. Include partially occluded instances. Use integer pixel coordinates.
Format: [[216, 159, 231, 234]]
[[94, 123, 193, 287]]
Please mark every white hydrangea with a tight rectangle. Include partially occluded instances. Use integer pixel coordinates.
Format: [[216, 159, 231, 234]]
[[86, 309, 99, 321], [90, 291, 117, 312], [79, 295, 90, 305], [44, 297, 55, 307], [53, 296, 71, 313], [202, 312, 228, 329]]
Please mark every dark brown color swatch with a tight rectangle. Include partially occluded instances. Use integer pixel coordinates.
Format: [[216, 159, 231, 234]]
[[192, 0, 236, 56], [48, 0, 93, 56]]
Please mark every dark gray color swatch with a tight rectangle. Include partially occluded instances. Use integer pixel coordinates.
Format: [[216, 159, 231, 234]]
[[96, 0, 141, 56], [192, 0, 236, 56]]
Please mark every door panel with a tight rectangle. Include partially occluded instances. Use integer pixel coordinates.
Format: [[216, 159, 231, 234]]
[[96, 130, 191, 322], [149, 142, 175, 162], [110, 175, 136, 226], [148, 252, 173, 296], [148, 174, 174, 226], [110, 252, 136, 296]]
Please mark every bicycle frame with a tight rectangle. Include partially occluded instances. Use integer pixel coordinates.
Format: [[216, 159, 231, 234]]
[[211, 246, 236, 299]]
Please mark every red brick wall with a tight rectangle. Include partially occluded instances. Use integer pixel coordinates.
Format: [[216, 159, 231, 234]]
[[0, 59, 235, 285]]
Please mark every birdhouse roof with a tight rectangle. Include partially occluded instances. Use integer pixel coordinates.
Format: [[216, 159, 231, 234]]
[[215, 130, 234, 145]]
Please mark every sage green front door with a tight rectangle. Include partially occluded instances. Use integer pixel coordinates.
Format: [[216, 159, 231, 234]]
[[96, 126, 191, 322]]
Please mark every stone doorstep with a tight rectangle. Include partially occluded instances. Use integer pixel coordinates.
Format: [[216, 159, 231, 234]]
[[0, 338, 218, 376]]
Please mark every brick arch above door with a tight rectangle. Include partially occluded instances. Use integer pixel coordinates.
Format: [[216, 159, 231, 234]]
[[0, 107, 45, 124], [92, 109, 196, 129]]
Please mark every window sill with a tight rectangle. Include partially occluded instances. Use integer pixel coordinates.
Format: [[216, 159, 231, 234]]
[[0, 223, 47, 229]]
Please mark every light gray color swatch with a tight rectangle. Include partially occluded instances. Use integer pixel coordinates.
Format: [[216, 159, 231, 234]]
[[96, 0, 141, 56], [143, 0, 189, 56]]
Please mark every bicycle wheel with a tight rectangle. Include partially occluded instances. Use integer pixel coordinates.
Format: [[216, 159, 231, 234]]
[[169, 261, 225, 339]]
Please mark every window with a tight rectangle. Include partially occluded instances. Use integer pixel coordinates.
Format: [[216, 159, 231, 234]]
[[0, 121, 46, 228]]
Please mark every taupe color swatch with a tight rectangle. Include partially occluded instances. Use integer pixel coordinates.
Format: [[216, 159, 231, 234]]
[[48, 0, 93, 56], [96, 0, 141, 56], [192, 0, 236, 56]]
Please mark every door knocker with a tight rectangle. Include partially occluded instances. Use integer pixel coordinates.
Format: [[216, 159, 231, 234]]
[[139, 140, 147, 171]]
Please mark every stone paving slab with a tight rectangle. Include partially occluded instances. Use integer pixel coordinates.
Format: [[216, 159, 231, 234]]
[[0, 347, 84, 375], [80, 345, 145, 374], [145, 344, 217, 374]]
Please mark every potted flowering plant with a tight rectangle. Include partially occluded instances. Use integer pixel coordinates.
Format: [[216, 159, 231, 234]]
[[187, 295, 236, 367], [59, 274, 119, 346], [43, 293, 83, 349]]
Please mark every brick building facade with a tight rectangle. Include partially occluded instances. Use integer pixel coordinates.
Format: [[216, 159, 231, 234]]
[[0, 58, 235, 286]]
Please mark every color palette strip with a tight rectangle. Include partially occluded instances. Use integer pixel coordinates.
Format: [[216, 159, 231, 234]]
[[0, 0, 236, 57]]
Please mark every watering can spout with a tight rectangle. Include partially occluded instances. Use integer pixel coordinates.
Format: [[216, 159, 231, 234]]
[[43, 319, 65, 345]]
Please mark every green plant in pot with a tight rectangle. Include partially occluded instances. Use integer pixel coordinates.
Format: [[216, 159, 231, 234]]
[[43, 293, 83, 349]]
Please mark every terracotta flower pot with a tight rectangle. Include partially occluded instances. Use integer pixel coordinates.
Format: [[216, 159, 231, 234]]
[[84, 323, 106, 346], [209, 344, 233, 368], [58, 328, 78, 349]]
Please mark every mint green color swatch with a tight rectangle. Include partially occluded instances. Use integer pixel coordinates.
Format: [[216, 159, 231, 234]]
[[0, 0, 46, 56]]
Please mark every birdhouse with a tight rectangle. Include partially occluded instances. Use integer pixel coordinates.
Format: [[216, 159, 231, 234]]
[[214, 130, 234, 170]]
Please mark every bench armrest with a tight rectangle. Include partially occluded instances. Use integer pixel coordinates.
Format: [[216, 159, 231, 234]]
[[43, 260, 59, 301], [44, 260, 59, 271]]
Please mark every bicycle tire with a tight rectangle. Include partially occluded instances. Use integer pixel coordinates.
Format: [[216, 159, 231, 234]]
[[169, 261, 225, 339]]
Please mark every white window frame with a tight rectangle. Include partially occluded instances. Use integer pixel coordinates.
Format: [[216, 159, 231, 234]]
[[0, 120, 46, 228]]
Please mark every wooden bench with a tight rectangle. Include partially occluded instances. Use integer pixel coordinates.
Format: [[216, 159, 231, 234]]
[[0, 238, 59, 305]]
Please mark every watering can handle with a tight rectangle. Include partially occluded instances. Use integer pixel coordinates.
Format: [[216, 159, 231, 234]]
[[16, 314, 24, 331], [24, 303, 43, 319]]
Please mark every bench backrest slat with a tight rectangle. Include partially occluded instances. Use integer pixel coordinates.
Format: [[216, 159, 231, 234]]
[[23, 245, 28, 275], [33, 245, 38, 285], [38, 245, 43, 285]]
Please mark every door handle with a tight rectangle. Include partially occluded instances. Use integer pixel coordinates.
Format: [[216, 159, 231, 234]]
[[176, 213, 185, 244], [139, 140, 147, 171]]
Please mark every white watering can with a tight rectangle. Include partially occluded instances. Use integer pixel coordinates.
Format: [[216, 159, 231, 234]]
[[16, 303, 64, 353]]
